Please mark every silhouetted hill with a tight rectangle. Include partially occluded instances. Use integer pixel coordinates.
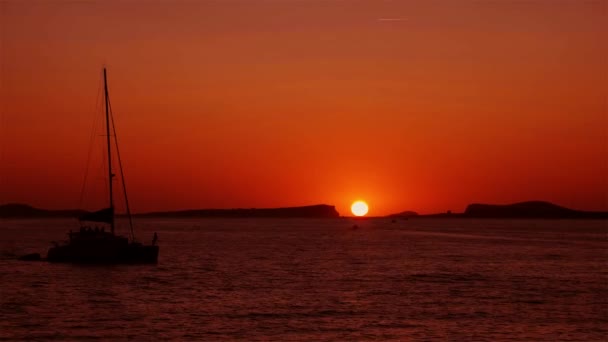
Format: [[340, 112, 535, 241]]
[[137, 204, 340, 218], [388, 211, 419, 218], [388, 201, 607, 219], [463, 201, 607, 218], [0, 203, 339, 219], [0, 203, 86, 218]]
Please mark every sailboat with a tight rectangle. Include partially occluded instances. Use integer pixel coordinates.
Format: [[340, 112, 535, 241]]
[[47, 68, 159, 264]]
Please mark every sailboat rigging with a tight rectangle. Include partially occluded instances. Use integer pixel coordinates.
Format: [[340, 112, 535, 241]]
[[47, 68, 159, 264]]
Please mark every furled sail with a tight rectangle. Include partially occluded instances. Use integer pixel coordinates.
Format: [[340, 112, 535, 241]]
[[79, 207, 113, 223]]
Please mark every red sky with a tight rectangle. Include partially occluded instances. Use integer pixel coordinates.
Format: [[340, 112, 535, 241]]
[[1, 0, 607, 216]]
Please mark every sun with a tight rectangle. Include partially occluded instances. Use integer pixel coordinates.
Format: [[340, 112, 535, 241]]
[[351, 200, 369, 217]]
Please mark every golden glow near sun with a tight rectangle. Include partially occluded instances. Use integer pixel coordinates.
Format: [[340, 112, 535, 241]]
[[351, 201, 369, 216]]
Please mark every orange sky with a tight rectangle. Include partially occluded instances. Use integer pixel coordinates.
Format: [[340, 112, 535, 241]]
[[1, 1, 607, 216]]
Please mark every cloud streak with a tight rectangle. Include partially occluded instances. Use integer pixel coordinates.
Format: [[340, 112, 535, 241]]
[[377, 18, 406, 22]]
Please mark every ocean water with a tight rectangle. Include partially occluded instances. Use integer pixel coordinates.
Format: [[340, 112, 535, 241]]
[[0, 218, 606, 341]]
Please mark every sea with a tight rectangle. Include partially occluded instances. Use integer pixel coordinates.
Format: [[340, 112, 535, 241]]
[[0, 218, 606, 341]]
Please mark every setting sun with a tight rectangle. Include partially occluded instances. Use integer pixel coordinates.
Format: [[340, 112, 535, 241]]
[[351, 201, 369, 217]]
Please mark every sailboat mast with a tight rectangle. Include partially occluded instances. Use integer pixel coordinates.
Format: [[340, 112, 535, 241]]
[[103, 68, 115, 234]]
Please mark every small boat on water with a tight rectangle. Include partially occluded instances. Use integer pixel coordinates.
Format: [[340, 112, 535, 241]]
[[47, 68, 159, 264]]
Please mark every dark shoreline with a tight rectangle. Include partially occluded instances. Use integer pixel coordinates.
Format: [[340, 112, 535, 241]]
[[1, 201, 606, 220], [0, 203, 340, 219], [389, 201, 608, 219]]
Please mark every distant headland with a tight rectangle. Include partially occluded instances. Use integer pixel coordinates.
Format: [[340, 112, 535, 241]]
[[0, 203, 87, 218], [1, 201, 606, 220], [389, 201, 608, 219], [137, 205, 340, 218], [0, 203, 340, 219]]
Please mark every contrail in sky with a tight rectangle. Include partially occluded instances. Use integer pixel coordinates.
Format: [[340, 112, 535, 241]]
[[377, 18, 406, 22]]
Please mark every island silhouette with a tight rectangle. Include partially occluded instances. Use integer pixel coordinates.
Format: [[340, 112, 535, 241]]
[[137, 204, 340, 218], [389, 201, 608, 219], [1, 201, 606, 219], [0, 203, 340, 219], [0, 203, 88, 218]]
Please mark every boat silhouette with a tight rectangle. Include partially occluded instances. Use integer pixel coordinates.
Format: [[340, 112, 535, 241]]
[[47, 68, 159, 264]]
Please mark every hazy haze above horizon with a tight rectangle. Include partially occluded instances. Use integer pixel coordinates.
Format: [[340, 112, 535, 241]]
[[1, 0, 606, 215]]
